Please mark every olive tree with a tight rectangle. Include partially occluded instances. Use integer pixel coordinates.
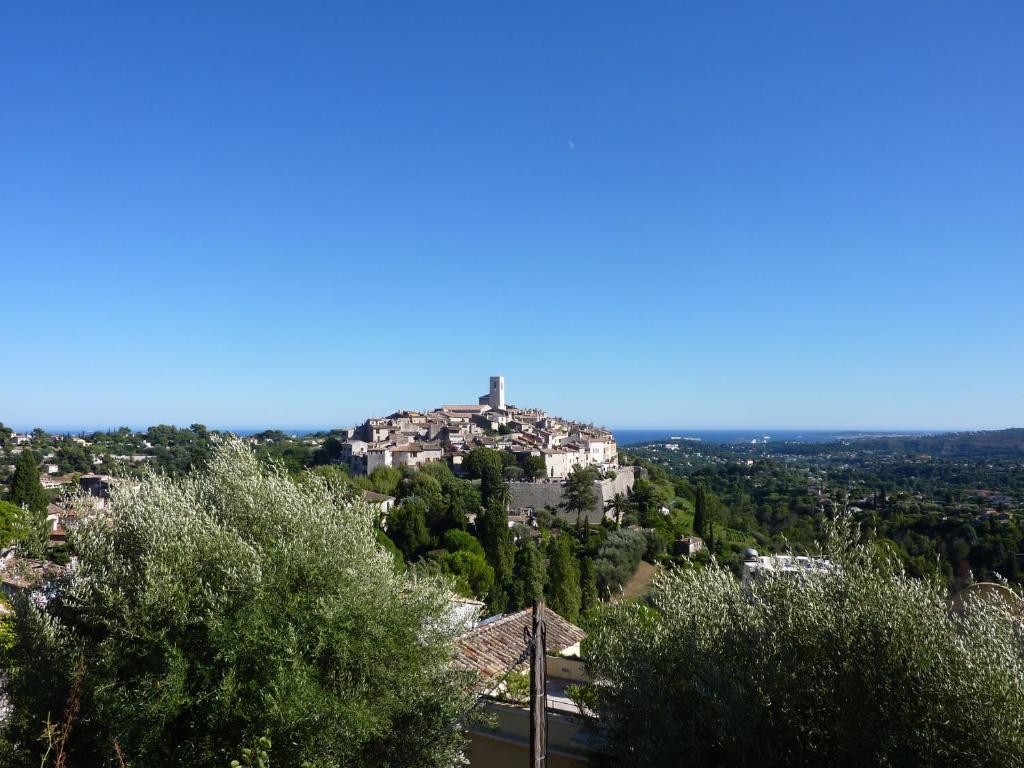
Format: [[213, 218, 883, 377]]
[[584, 516, 1024, 767], [5, 442, 475, 768]]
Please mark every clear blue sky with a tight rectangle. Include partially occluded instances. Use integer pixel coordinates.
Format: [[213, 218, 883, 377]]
[[2, 2, 1021, 432]]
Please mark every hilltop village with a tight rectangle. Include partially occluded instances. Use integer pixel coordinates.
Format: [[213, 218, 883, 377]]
[[321, 376, 635, 521], [335, 376, 617, 477]]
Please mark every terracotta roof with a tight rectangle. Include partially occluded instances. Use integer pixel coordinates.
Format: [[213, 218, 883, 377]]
[[390, 442, 442, 453], [0, 556, 64, 591], [456, 608, 586, 678]]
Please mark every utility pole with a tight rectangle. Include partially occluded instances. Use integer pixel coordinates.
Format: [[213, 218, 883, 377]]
[[529, 599, 548, 768]]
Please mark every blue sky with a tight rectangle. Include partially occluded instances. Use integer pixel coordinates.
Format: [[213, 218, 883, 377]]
[[2, 2, 1021, 431]]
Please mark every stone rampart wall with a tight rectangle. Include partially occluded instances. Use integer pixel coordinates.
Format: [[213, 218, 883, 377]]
[[507, 466, 638, 525]]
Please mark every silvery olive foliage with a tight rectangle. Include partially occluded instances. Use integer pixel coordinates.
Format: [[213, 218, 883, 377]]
[[5, 442, 475, 768], [585, 515, 1024, 767]]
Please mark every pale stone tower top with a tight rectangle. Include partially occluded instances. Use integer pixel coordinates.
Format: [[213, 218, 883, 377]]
[[489, 375, 505, 410]]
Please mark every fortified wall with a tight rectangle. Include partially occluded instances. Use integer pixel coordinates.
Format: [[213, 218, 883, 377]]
[[507, 465, 639, 525]]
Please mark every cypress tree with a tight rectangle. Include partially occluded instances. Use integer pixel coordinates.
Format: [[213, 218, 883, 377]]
[[546, 534, 581, 622], [510, 541, 545, 610], [693, 483, 707, 537], [477, 500, 514, 612], [9, 450, 47, 514], [579, 556, 599, 615]]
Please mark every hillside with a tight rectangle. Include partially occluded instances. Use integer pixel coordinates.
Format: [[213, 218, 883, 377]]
[[843, 428, 1024, 460]]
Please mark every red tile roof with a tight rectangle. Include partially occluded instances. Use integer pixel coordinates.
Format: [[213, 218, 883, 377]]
[[456, 607, 586, 678]]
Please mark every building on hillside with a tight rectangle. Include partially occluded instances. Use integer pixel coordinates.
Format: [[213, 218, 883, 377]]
[[79, 474, 113, 508], [366, 442, 443, 473], [340, 439, 369, 474], [540, 448, 578, 479], [673, 535, 704, 557], [457, 607, 600, 767], [40, 474, 74, 490], [362, 490, 395, 516], [741, 550, 833, 583], [0, 548, 66, 602]]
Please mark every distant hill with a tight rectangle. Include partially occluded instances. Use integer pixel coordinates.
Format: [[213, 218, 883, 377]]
[[844, 428, 1024, 460]]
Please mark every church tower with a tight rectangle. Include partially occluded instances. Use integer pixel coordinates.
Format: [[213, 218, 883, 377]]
[[489, 375, 505, 410]]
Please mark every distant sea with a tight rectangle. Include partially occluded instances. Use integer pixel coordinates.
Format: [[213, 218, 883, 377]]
[[25, 426, 934, 445], [611, 429, 934, 446]]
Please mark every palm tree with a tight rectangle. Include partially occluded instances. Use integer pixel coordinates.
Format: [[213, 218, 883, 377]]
[[606, 493, 630, 527], [494, 482, 513, 512]]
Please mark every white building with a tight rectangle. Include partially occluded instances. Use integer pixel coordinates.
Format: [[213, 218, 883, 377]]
[[741, 552, 833, 583], [541, 449, 582, 479]]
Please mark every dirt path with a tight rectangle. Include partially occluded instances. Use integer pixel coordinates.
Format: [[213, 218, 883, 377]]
[[615, 561, 659, 601]]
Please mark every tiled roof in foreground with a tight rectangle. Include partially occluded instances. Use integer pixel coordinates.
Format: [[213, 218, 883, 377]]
[[456, 607, 586, 678]]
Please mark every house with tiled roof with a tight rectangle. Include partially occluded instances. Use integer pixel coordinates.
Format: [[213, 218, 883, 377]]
[[457, 607, 600, 767], [0, 548, 67, 602], [457, 607, 586, 678]]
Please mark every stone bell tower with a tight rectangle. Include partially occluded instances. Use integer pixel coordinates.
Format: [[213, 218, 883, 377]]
[[489, 375, 505, 410]]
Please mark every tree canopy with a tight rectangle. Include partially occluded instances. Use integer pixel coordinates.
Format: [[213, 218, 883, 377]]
[[4, 442, 475, 768], [7, 451, 46, 514], [0, 500, 27, 548], [562, 465, 599, 520], [584, 517, 1024, 767]]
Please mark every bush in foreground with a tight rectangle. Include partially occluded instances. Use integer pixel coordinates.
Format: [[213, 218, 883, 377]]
[[4, 442, 475, 768], [585, 517, 1024, 767]]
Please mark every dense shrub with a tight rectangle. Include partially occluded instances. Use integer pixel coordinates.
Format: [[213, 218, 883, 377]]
[[641, 527, 667, 561], [4, 442, 474, 768], [594, 529, 647, 596], [585, 517, 1024, 767]]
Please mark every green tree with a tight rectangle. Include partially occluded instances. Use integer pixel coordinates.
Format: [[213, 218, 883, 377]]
[[594, 528, 647, 596], [629, 477, 671, 526], [463, 447, 504, 482], [510, 541, 545, 610], [402, 473, 447, 533], [8, 450, 46, 514], [440, 549, 494, 599], [519, 455, 547, 481], [546, 535, 581, 622], [693, 482, 708, 536], [6, 442, 474, 768], [606, 493, 630, 527], [311, 437, 344, 466], [464, 448, 506, 507], [492, 482, 513, 512], [476, 500, 514, 611], [562, 465, 599, 524], [579, 556, 599, 615], [442, 528, 485, 557], [368, 465, 402, 496], [0, 500, 27, 548], [441, 479, 479, 531], [305, 464, 353, 489], [55, 441, 91, 473], [387, 496, 431, 560]]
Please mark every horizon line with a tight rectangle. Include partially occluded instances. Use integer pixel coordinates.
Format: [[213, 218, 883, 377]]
[[4, 422, 1020, 435]]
